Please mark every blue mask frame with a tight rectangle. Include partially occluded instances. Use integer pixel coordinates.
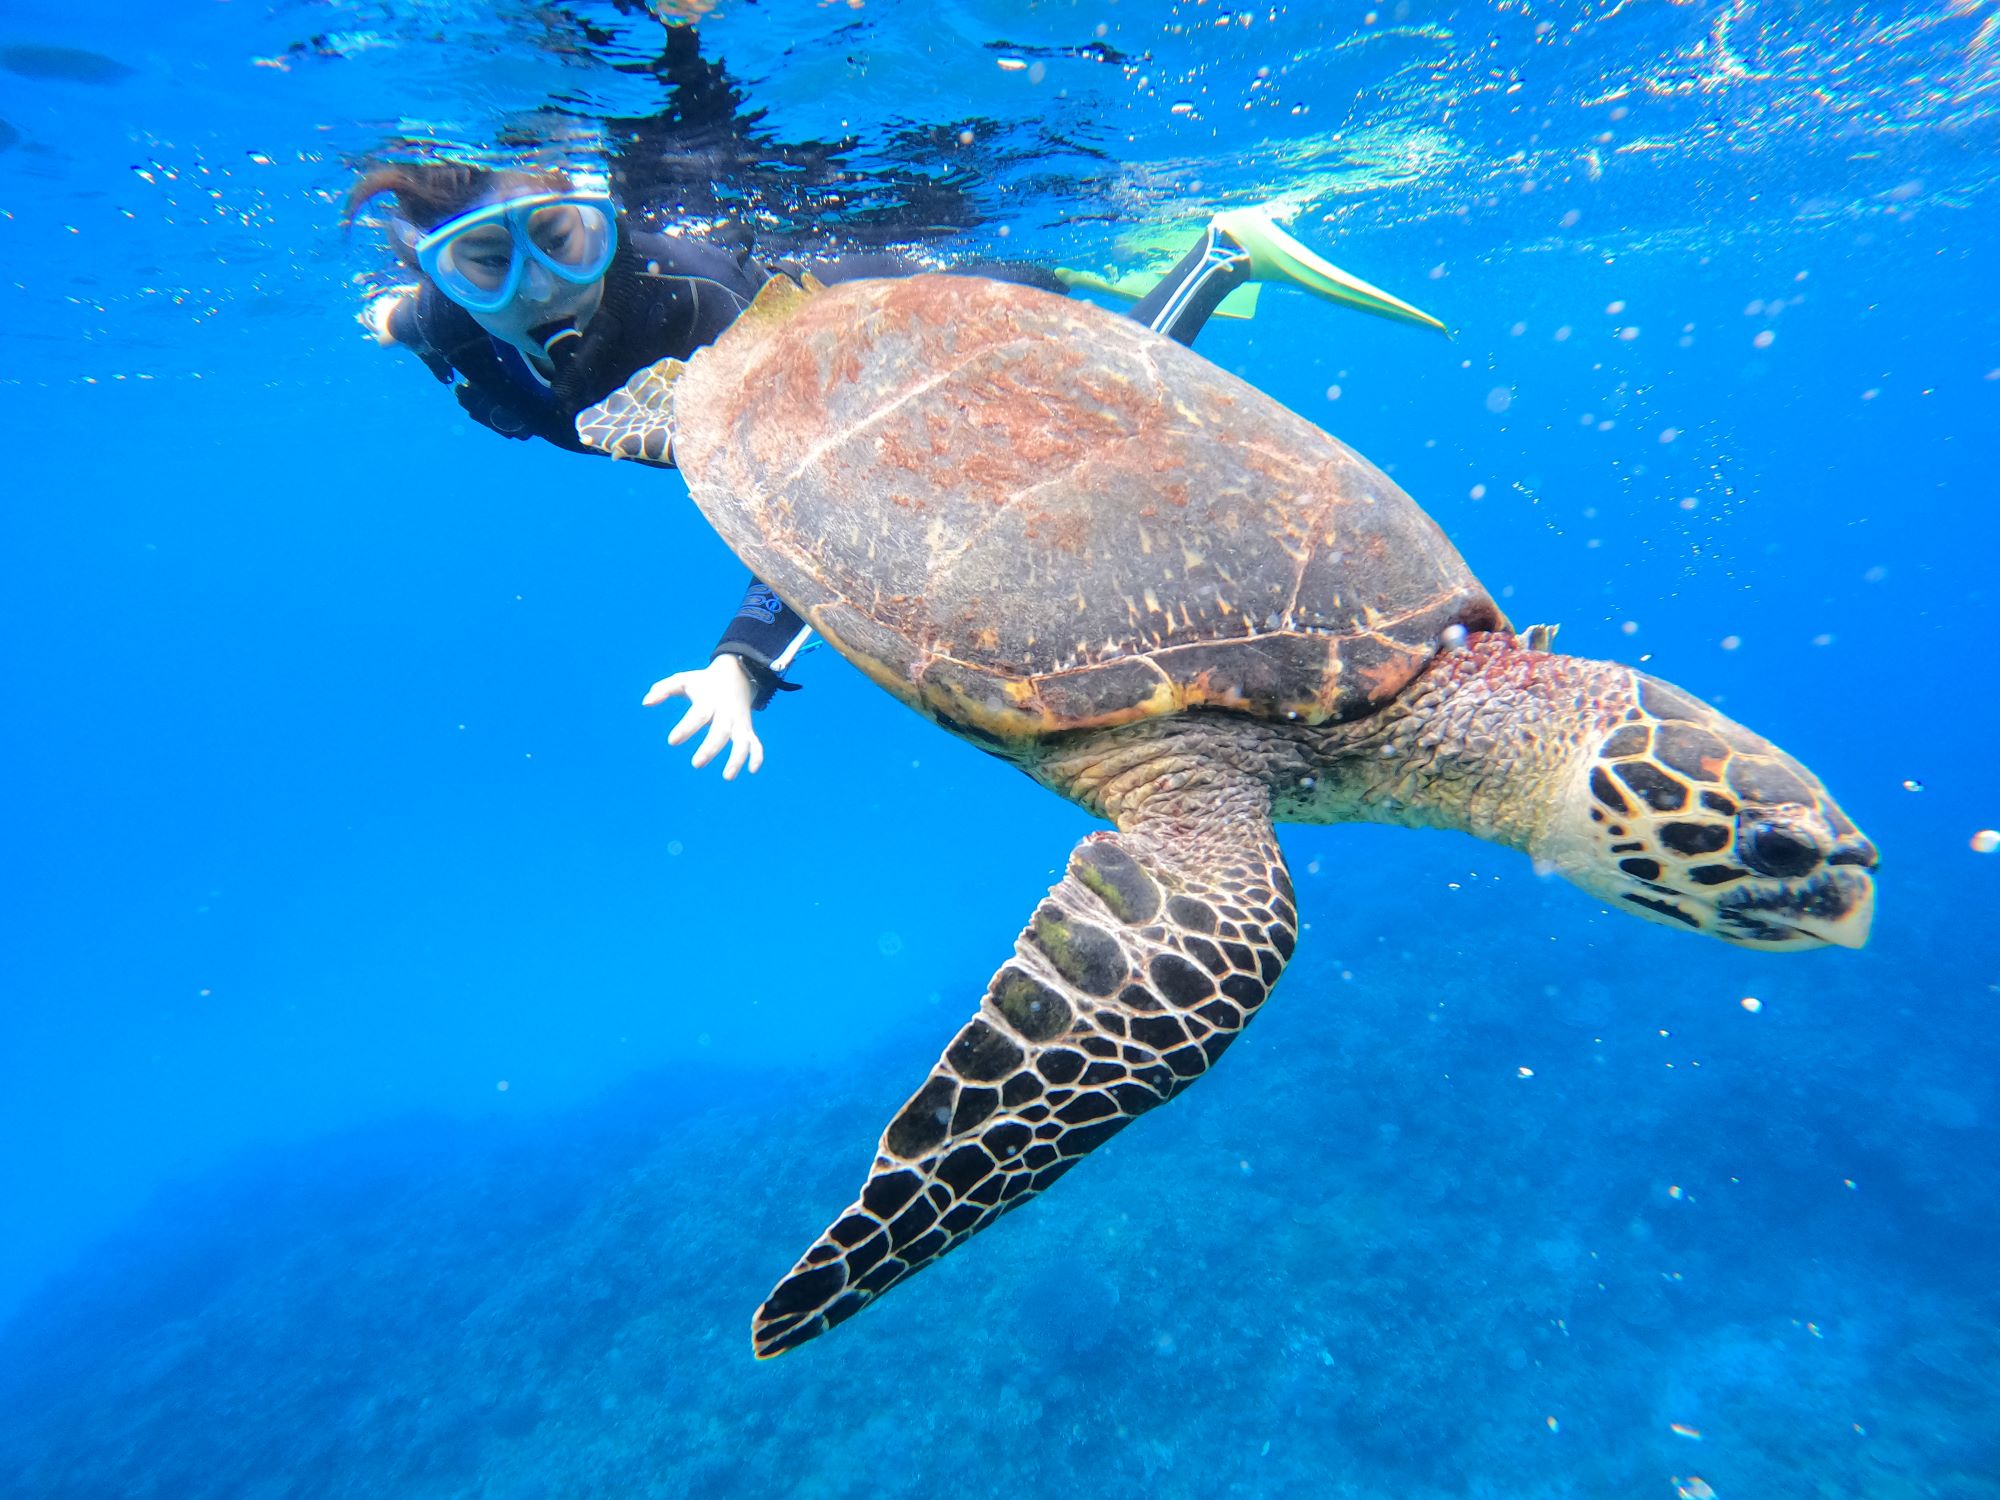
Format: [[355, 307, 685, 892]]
[[401, 192, 618, 314]]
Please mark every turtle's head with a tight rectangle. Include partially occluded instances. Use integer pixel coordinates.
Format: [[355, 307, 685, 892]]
[[1542, 671, 1877, 951]]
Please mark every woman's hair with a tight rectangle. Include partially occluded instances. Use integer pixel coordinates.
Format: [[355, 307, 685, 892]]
[[342, 162, 573, 256]]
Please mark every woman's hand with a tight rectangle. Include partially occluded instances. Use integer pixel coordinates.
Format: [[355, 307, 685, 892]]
[[643, 656, 764, 780], [358, 286, 417, 346]]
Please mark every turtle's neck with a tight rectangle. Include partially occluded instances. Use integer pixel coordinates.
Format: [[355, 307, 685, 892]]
[[1035, 635, 1635, 851], [1289, 635, 1636, 849]]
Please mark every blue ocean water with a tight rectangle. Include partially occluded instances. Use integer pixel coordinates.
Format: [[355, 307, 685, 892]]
[[2, 1, 1996, 1495]]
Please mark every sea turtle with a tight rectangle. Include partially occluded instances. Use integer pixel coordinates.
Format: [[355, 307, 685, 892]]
[[577, 272, 1878, 1359]]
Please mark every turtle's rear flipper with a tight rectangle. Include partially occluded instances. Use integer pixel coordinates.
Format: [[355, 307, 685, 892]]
[[752, 809, 1296, 1358]]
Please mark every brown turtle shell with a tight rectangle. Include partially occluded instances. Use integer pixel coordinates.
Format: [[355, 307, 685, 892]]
[[667, 274, 1506, 742]]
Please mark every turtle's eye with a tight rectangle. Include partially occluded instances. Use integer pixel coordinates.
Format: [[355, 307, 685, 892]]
[[1740, 820, 1822, 878]]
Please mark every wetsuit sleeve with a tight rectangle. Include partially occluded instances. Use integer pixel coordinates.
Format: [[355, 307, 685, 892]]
[[452, 384, 537, 440], [711, 578, 808, 710], [380, 289, 462, 386], [626, 229, 766, 299], [383, 294, 427, 356], [621, 229, 765, 354]]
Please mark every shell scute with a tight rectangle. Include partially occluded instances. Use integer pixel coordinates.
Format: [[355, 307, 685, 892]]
[[669, 275, 1502, 741]]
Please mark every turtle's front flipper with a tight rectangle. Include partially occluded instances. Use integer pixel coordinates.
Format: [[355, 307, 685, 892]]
[[573, 357, 686, 464], [753, 802, 1295, 1358]]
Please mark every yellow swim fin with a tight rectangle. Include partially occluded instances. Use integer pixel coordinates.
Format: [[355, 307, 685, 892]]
[[1210, 203, 1447, 335]]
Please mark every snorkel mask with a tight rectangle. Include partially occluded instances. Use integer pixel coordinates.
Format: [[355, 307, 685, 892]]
[[399, 189, 618, 315]]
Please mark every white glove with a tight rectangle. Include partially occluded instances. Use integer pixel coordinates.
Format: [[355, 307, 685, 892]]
[[643, 655, 765, 780]]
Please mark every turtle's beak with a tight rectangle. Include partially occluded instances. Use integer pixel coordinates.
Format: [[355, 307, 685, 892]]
[[1718, 860, 1876, 951], [1789, 863, 1875, 950], [1800, 868, 1872, 952]]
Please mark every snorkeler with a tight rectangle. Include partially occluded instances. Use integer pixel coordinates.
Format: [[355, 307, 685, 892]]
[[346, 164, 1446, 780]]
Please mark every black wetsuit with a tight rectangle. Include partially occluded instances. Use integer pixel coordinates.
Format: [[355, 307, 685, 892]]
[[389, 224, 1251, 707]]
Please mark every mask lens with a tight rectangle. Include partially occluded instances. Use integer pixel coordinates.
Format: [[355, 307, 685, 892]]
[[525, 200, 613, 280], [434, 223, 520, 296], [527, 203, 587, 266]]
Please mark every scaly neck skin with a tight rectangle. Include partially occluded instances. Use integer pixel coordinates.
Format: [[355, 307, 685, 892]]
[[1036, 636, 1635, 857], [1297, 635, 1637, 853]]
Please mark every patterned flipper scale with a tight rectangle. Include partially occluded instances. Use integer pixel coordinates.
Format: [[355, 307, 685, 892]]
[[752, 817, 1297, 1358], [573, 357, 684, 463]]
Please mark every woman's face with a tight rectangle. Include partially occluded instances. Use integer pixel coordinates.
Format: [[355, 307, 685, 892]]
[[444, 200, 600, 294], [468, 270, 603, 351], [451, 190, 608, 347]]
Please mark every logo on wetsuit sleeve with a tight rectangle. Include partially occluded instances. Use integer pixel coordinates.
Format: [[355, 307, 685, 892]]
[[735, 583, 783, 624]]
